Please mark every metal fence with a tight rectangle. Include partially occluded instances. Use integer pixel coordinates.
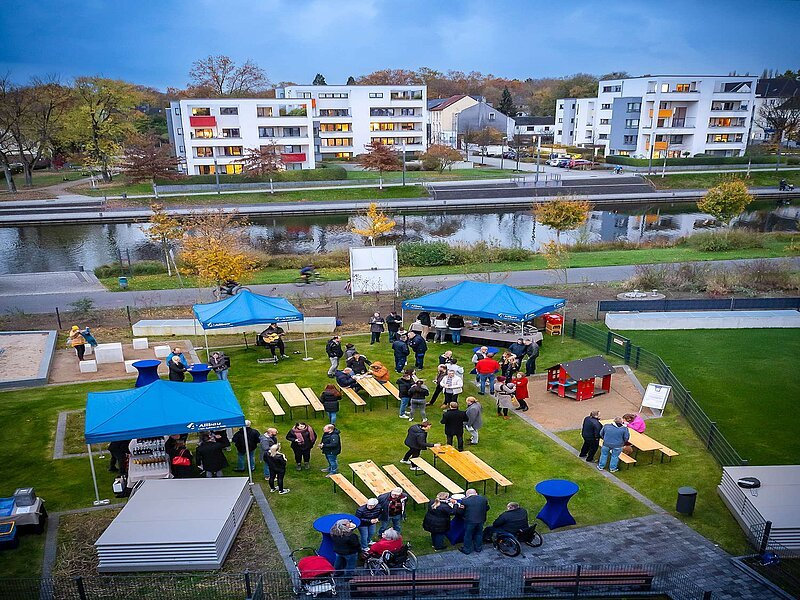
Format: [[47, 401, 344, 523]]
[[568, 320, 747, 467], [0, 564, 715, 600], [596, 297, 800, 318], [741, 537, 800, 599]]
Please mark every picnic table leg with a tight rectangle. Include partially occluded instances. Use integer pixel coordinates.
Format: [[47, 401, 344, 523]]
[[305, 405, 309, 419]]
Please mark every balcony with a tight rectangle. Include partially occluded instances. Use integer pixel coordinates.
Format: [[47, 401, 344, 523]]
[[281, 153, 307, 163], [189, 116, 216, 127]]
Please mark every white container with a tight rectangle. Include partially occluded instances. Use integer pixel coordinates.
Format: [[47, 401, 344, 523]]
[[95, 342, 124, 364], [80, 360, 98, 373], [153, 345, 171, 358], [132, 338, 149, 350], [124, 360, 138, 374]]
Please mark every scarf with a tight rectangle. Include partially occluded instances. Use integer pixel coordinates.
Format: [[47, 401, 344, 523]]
[[291, 424, 316, 445]]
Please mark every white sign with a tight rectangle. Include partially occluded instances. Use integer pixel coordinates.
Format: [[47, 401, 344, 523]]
[[640, 383, 671, 417], [349, 246, 398, 297]]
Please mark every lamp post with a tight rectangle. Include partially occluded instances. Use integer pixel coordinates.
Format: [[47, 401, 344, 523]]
[[661, 140, 671, 178], [535, 135, 541, 185], [213, 158, 221, 194], [500, 137, 506, 170], [401, 140, 406, 186]]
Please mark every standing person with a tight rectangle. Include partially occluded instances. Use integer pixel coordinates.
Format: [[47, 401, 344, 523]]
[[439, 350, 454, 365], [414, 311, 432, 339], [67, 326, 87, 362], [369, 361, 390, 383], [597, 417, 630, 473], [392, 334, 410, 373], [170, 440, 194, 479], [508, 338, 528, 365], [423, 492, 456, 550], [260, 428, 279, 480], [579, 411, 602, 462], [447, 314, 465, 345], [355, 498, 382, 551], [107, 439, 130, 474], [428, 364, 447, 406], [377, 488, 407, 535], [440, 402, 468, 450], [168, 355, 188, 382], [196, 431, 230, 478], [320, 384, 341, 424], [475, 352, 500, 395], [396, 370, 414, 419], [500, 352, 519, 379], [330, 519, 361, 576], [471, 346, 489, 383], [325, 335, 343, 378], [495, 376, 516, 419], [441, 367, 464, 405], [286, 422, 317, 471], [525, 338, 540, 376], [511, 372, 530, 411], [166, 346, 190, 368], [386, 311, 402, 342], [232, 420, 261, 472], [209, 351, 229, 381], [347, 352, 369, 375], [465, 396, 483, 445], [400, 421, 438, 469], [433, 313, 449, 344], [458, 489, 490, 555], [407, 330, 428, 370], [265, 443, 290, 494], [369, 312, 385, 344], [408, 379, 430, 422], [319, 423, 342, 475]]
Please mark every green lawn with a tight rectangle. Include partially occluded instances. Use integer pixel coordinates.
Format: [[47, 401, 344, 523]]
[[0, 334, 653, 578], [3, 170, 86, 191], [649, 170, 800, 190], [617, 329, 800, 466]]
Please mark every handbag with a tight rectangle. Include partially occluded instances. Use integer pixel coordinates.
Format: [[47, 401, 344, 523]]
[[172, 451, 191, 467]]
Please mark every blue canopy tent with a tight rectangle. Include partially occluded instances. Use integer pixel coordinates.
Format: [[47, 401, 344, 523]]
[[84, 380, 252, 504], [192, 290, 309, 359], [401, 281, 566, 336]]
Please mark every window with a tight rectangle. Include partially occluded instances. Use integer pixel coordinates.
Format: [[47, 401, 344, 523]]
[[370, 108, 394, 116], [256, 106, 273, 117], [176, 128, 183, 135], [281, 127, 302, 137], [600, 119, 610, 125], [220, 163, 243, 175], [558, 118, 563, 123], [320, 109, 350, 117], [390, 90, 423, 100], [283, 145, 302, 153], [623, 135, 637, 145], [626, 102, 641, 112], [319, 92, 349, 99], [601, 103, 611, 110], [400, 108, 417, 116], [570, 118, 574, 123], [675, 84, 690, 92], [488, 113, 496, 121], [557, 130, 562, 135], [197, 165, 215, 175], [299, 92, 312, 99], [707, 133, 743, 143], [625, 119, 639, 128], [320, 138, 352, 146], [219, 107, 238, 115], [178, 145, 185, 153], [258, 126, 275, 137], [174, 107, 181, 115], [191, 107, 211, 116], [661, 83, 669, 93], [598, 134, 608, 139], [320, 123, 351, 132], [219, 146, 243, 156], [558, 104, 563, 110], [222, 128, 240, 138], [602, 85, 621, 93], [192, 128, 214, 139], [370, 122, 395, 131], [527, 126, 535, 131], [669, 135, 684, 144], [369, 92, 383, 98]]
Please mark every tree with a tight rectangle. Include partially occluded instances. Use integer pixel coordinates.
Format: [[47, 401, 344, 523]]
[[119, 133, 183, 184], [143, 203, 184, 276], [757, 97, 800, 171], [0, 77, 18, 192], [346, 76, 356, 85], [422, 144, 462, 173], [179, 210, 257, 286], [313, 73, 327, 86], [533, 197, 591, 284], [697, 178, 753, 232], [499, 86, 517, 117], [351, 203, 396, 246], [62, 77, 145, 182], [473, 127, 504, 164], [358, 141, 401, 188], [236, 142, 283, 176], [188, 55, 270, 97]]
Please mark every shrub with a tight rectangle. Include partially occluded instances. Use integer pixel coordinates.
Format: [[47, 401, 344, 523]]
[[688, 231, 765, 252], [421, 156, 440, 172], [735, 259, 798, 291], [406, 163, 422, 172], [397, 241, 466, 266], [497, 247, 534, 262], [94, 261, 167, 278]]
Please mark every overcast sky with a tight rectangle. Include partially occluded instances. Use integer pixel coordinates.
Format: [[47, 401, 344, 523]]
[[2, 0, 799, 89]]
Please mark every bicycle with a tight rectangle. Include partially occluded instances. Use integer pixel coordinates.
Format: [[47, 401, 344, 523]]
[[212, 282, 251, 300], [364, 543, 418, 575], [486, 524, 543, 557], [294, 271, 326, 287]]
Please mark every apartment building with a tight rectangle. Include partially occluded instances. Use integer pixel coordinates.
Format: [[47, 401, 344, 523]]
[[278, 85, 428, 160], [166, 98, 315, 175], [513, 116, 555, 144], [556, 75, 758, 158], [750, 78, 800, 144], [429, 94, 479, 146], [554, 98, 595, 146]]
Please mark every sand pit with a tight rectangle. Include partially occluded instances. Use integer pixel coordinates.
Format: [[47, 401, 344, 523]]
[[50, 339, 202, 384], [0, 331, 57, 388], [527, 366, 653, 432]]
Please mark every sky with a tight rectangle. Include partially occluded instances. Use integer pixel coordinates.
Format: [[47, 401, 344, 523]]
[[1, 0, 799, 90]]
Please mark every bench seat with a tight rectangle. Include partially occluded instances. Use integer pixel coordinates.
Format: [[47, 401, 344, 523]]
[[523, 568, 653, 591], [338, 385, 367, 411], [262, 391, 285, 421], [329, 473, 368, 506], [301, 387, 325, 414], [349, 573, 480, 596]]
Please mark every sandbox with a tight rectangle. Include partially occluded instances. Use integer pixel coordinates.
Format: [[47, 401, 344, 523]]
[[0, 330, 57, 389]]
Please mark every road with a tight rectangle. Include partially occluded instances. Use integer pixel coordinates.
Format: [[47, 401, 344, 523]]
[[2, 257, 797, 315]]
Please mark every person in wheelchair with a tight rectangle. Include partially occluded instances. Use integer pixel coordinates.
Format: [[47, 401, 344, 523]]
[[483, 501, 529, 541], [365, 528, 403, 558]]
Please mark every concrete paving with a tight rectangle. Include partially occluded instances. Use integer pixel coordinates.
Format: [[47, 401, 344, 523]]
[[0, 270, 104, 296]]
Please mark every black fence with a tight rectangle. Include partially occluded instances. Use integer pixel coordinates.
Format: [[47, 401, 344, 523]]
[[596, 296, 800, 319], [0, 564, 715, 600], [568, 320, 747, 467]]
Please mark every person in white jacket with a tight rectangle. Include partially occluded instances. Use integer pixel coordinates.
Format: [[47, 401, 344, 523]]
[[441, 367, 464, 405], [433, 313, 449, 344]]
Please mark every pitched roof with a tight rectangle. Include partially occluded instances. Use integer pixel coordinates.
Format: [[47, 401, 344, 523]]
[[548, 356, 615, 381], [756, 78, 800, 98], [429, 94, 470, 111], [515, 116, 555, 126], [427, 98, 448, 110]]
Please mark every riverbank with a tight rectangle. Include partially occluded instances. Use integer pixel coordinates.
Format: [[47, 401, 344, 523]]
[[649, 170, 800, 190]]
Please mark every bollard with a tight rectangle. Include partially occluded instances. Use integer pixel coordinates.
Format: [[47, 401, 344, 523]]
[[676, 486, 697, 516]]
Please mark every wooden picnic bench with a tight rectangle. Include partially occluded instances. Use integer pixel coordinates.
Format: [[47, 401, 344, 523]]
[[383, 380, 401, 400], [349, 572, 480, 597], [383, 464, 429, 507], [261, 391, 285, 421], [460, 451, 513, 493], [659, 446, 679, 462], [430, 445, 494, 492], [349, 460, 396, 496], [329, 473, 368, 506], [523, 567, 654, 593], [338, 385, 367, 412], [301, 387, 325, 415], [275, 383, 310, 419], [409, 457, 464, 494], [597, 439, 637, 468]]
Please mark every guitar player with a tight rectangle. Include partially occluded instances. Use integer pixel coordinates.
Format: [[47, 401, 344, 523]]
[[260, 323, 287, 359]]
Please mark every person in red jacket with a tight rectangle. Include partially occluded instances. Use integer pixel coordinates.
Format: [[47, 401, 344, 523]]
[[511, 372, 530, 411], [366, 528, 403, 557], [475, 353, 500, 395]]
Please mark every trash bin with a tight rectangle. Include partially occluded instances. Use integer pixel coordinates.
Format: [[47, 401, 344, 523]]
[[676, 486, 697, 516], [118, 276, 128, 289]]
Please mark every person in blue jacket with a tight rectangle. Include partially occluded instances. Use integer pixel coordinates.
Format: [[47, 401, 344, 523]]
[[407, 330, 428, 370]]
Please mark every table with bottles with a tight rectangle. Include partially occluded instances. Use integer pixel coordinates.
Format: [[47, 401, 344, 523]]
[[127, 437, 172, 486]]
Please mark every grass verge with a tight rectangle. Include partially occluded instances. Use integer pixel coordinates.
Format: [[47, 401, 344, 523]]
[[649, 170, 800, 190]]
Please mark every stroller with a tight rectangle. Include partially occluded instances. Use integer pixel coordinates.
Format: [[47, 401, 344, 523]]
[[290, 548, 337, 597]]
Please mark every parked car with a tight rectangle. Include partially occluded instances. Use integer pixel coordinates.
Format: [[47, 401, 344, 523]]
[[555, 158, 572, 168], [568, 159, 596, 169], [548, 157, 563, 166], [502, 150, 517, 159]]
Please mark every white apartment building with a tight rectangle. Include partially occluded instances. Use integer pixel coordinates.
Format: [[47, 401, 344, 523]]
[[556, 75, 757, 158], [166, 98, 315, 175], [278, 85, 428, 161], [554, 98, 595, 147]]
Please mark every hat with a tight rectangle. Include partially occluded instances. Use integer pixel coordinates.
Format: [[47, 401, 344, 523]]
[[367, 498, 379, 507], [71, 325, 79, 331]]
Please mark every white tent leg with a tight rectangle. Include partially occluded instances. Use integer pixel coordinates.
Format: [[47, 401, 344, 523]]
[[88, 444, 109, 506], [302, 320, 312, 361], [243, 423, 254, 486], [204, 330, 210, 361], [561, 304, 567, 344]]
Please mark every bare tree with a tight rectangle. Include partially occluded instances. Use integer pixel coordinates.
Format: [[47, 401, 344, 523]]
[[188, 55, 270, 97], [0, 77, 18, 192], [236, 142, 283, 176], [757, 98, 800, 171]]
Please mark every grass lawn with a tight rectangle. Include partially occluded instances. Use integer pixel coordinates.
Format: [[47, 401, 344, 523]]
[[97, 235, 799, 291], [0, 334, 653, 578], [649, 170, 800, 190], [3, 170, 86, 190], [617, 329, 800, 466]]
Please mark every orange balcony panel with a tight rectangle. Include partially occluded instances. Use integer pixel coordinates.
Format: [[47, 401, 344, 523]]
[[654, 141, 668, 150], [281, 153, 306, 163], [648, 109, 653, 118], [658, 109, 673, 118], [189, 116, 216, 127], [311, 99, 317, 108]]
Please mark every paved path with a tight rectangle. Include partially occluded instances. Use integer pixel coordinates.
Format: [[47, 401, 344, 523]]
[[2, 257, 798, 314], [416, 514, 780, 599]]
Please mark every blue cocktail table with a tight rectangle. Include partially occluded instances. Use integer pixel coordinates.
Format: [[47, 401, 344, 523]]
[[535, 479, 579, 529], [312, 513, 360, 564], [132, 359, 161, 388], [188, 364, 211, 383]]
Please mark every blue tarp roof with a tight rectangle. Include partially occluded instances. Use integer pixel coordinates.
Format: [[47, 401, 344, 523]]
[[85, 380, 245, 444], [192, 290, 304, 330], [402, 281, 565, 322]]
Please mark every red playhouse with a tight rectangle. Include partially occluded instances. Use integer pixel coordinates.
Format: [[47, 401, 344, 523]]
[[546, 356, 614, 401]]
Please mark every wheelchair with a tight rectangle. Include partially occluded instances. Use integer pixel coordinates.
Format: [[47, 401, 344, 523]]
[[485, 524, 543, 557], [364, 543, 418, 575]]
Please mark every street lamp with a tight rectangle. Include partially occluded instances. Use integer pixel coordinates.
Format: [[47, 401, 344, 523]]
[[535, 135, 541, 185], [213, 158, 221, 194], [401, 140, 406, 186]]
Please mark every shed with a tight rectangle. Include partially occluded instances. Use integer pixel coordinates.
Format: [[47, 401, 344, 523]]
[[546, 356, 614, 401]]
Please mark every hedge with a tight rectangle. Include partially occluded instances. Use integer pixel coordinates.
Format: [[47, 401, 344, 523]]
[[605, 155, 800, 166], [154, 165, 347, 185]]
